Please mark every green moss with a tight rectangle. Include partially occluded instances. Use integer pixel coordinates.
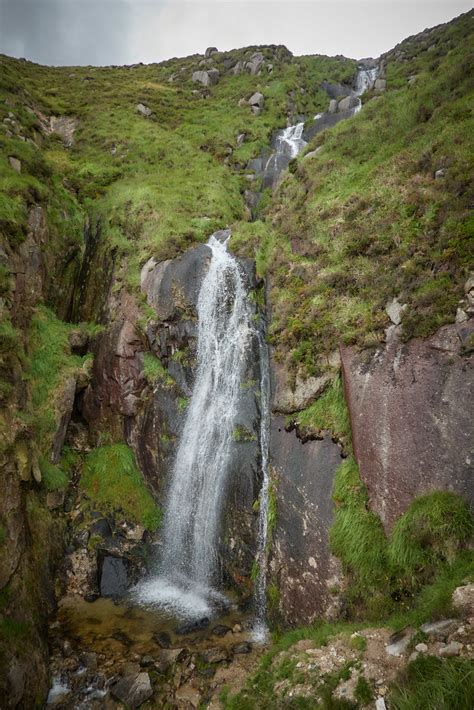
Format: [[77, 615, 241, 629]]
[[39, 457, 69, 491], [388, 655, 474, 710], [232, 424, 256, 442], [81, 443, 161, 530]]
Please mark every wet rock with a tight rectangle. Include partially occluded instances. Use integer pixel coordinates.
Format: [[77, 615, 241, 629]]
[[153, 631, 172, 648], [420, 619, 458, 639], [269, 411, 343, 624], [438, 641, 463, 657], [99, 555, 129, 598], [212, 624, 231, 637], [375, 699, 387, 710], [233, 642, 252, 655], [136, 103, 152, 117], [176, 617, 210, 635], [110, 672, 153, 708], [202, 647, 229, 663], [452, 583, 474, 615], [337, 95, 359, 112], [80, 651, 98, 670], [90, 517, 113, 539]]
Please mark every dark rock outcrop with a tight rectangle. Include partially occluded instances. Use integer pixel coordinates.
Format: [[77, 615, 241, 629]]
[[269, 416, 343, 625], [341, 321, 474, 530]]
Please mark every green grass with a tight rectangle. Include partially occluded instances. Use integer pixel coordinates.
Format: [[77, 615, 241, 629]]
[[330, 457, 473, 621], [26, 306, 83, 448], [142, 352, 173, 386], [257, 11, 474, 375], [39, 457, 69, 491], [388, 655, 474, 710], [81, 443, 161, 530], [292, 376, 352, 449]]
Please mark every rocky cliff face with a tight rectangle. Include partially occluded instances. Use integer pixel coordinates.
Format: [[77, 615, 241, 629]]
[[341, 320, 474, 530]]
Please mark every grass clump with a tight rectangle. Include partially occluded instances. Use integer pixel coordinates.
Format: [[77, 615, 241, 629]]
[[39, 457, 69, 491], [81, 443, 161, 530], [388, 491, 473, 586], [388, 655, 474, 710], [292, 376, 352, 448], [27, 306, 83, 448], [142, 352, 173, 386], [330, 458, 473, 622]]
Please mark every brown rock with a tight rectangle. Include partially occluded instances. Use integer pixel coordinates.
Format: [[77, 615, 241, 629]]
[[341, 322, 474, 529]]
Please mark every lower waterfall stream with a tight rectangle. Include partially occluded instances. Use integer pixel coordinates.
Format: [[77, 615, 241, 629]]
[[136, 231, 271, 634]]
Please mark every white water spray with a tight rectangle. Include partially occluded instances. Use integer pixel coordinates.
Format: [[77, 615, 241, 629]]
[[136, 233, 253, 619], [276, 122, 307, 159]]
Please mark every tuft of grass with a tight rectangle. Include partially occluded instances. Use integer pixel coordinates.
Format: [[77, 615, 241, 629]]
[[293, 375, 352, 448], [39, 457, 69, 491], [142, 352, 173, 386], [389, 655, 474, 710], [330, 456, 388, 602], [388, 491, 473, 585], [81, 443, 161, 530], [355, 676, 373, 705]]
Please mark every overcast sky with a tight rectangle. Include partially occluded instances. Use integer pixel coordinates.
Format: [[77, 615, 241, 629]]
[[0, 0, 471, 66]]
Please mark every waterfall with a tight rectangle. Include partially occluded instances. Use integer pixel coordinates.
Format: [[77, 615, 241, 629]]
[[276, 122, 306, 159], [353, 65, 379, 113], [253, 329, 271, 642], [136, 232, 253, 619]]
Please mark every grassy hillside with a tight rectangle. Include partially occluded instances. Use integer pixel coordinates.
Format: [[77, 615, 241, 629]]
[[232, 11, 473, 377]]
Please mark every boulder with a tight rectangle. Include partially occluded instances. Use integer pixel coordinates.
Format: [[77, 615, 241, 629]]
[[248, 92, 264, 115], [205, 47, 218, 58], [136, 103, 152, 117], [341, 321, 474, 530], [8, 156, 21, 173], [374, 78, 387, 91], [328, 99, 338, 114], [232, 61, 245, 76], [273, 363, 331, 414], [156, 648, 187, 672], [202, 647, 229, 663], [438, 641, 463, 657], [246, 52, 265, 76], [452, 584, 474, 615], [99, 555, 129, 598], [110, 672, 153, 708], [385, 297, 407, 325], [192, 69, 219, 87], [337, 95, 359, 112]]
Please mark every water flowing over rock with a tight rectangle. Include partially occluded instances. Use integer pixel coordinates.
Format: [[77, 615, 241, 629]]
[[136, 233, 258, 619]]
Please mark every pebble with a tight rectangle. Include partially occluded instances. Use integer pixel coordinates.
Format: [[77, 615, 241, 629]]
[[415, 643, 428, 653], [439, 641, 463, 657]]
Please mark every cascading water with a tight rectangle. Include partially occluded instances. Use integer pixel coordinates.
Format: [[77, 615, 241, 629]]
[[136, 232, 254, 619], [276, 122, 307, 159], [353, 65, 379, 113], [252, 329, 271, 642]]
